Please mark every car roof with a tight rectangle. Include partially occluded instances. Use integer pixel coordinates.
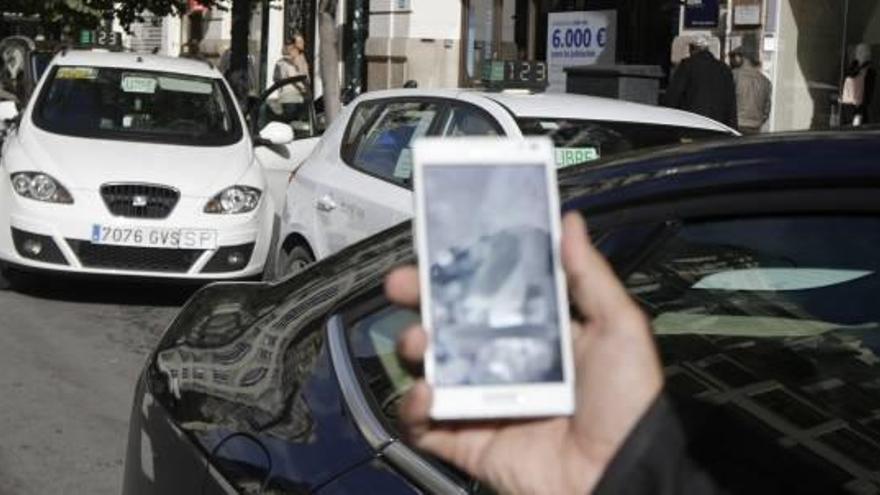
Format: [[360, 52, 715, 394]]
[[483, 91, 732, 132], [352, 88, 734, 133], [48, 50, 220, 79], [559, 130, 880, 211]]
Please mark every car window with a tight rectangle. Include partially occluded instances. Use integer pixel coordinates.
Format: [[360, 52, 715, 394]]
[[350, 101, 442, 183], [441, 104, 502, 137], [347, 305, 419, 429], [518, 118, 731, 169], [613, 215, 880, 490], [33, 65, 242, 146], [346, 303, 497, 494]]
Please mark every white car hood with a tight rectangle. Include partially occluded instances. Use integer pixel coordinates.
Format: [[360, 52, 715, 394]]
[[17, 127, 253, 197]]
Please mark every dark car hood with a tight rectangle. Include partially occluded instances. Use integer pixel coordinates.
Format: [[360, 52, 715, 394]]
[[134, 225, 416, 492]]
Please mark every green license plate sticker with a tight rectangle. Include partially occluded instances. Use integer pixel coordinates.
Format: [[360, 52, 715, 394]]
[[555, 147, 599, 168], [121, 75, 158, 94]]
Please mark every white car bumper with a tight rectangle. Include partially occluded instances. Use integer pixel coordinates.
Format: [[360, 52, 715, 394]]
[[0, 189, 273, 280]]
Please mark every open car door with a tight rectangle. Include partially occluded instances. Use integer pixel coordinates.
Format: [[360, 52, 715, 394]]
[[250, 75, 323, 214]]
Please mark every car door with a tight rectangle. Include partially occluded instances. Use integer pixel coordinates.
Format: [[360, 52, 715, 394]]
[[313, 98, 446, 255], [250, 76, 322, 214]]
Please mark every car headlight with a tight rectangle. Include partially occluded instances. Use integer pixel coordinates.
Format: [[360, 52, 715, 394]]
[[204, 186, 262, 214], [10, 172, 73, 204]]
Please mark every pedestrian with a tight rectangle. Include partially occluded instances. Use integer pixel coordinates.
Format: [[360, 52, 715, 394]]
[[729, 46, 772, 135], [384, 213, 723, 495], [272, 34, 311, 124], [665, 36, 738, 129], [841, 44, 876, 127]]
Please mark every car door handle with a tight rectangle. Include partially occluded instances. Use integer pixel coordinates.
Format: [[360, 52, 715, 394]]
[[316, 194, 337, 212]]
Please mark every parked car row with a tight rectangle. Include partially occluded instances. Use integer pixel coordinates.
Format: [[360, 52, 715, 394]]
[[0, 49, 736, 286]]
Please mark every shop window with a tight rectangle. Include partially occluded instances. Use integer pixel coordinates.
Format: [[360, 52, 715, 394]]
[[462, 0, 532, 86]]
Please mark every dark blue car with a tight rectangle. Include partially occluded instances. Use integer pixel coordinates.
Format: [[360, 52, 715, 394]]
[[123, 131, 880, 494]]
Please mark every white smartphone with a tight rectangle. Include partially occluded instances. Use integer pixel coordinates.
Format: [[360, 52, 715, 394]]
[[412, 137, 574, 420]]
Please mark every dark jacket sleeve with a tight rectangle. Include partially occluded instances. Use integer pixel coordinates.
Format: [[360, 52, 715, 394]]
[[664, 62, 689, 109], [593, 394, 725, 495]]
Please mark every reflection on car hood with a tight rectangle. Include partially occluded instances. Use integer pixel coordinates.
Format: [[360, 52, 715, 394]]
[[148, 223, 415, 489], [17, 126, 251, 196]]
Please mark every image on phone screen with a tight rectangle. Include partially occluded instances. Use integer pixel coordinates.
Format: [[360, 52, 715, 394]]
[[423, 163, 563, 386]]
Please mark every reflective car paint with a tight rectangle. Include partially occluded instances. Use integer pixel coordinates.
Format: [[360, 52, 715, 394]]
[[125, 131, 880, 494], [123, 227, 417, 493]]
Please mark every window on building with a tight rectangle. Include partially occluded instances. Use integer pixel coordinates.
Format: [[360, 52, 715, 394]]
[[463, 0, 533, 86]]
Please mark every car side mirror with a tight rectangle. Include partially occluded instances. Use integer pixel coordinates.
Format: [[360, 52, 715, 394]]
[[0, 101, 19, 123], [257, 121, 294, 146]]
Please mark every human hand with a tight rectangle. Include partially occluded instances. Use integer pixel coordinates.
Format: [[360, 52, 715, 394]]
[[384, 212, 664, 494]]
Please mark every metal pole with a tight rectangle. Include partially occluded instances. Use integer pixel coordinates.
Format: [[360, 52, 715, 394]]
[[839, 0, 849, 88], [260, 0, 270, 93]]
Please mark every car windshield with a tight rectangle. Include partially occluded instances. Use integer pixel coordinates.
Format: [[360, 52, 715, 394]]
[[517, 118, 731, 168], [33, 65, 242, 146]]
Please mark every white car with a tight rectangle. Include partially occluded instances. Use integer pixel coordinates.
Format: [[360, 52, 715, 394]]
[[0, 50, 319, 284], [274, 88, 737, 278]]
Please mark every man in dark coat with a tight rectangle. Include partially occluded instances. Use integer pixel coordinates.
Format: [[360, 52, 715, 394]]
[[665, 36, 738, 129]]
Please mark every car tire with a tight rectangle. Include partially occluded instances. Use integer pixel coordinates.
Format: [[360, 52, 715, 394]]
[[280, 245, 314, 279], [0, 265, 10, 290], [0, 265, 29, 291]]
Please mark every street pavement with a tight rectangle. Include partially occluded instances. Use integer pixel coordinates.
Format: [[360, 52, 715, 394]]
[[0, 276, 196, 494]]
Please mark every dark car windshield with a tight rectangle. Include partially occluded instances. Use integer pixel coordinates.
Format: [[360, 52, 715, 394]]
[[33, 65, 242, 146], [518, 118, 732, 168]]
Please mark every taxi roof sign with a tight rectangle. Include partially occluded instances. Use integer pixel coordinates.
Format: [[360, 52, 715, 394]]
[[78, 28, 123, 51], [481, 60, 548, 91]]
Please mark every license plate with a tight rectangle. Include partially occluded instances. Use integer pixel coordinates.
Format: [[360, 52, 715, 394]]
[[90, 225, 218, 249]]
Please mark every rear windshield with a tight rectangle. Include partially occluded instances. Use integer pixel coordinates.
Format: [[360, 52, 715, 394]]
[[518, 118, 732, 168], [33, 65, 242, 146]]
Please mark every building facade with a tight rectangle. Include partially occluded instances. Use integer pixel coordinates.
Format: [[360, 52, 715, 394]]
[[362, 0, 880, 133], [677, 0, 880, 132], [115, 0, 879, 133]]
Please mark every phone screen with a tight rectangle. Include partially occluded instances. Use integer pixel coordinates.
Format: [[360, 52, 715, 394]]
[[422, 163, 564, 387]]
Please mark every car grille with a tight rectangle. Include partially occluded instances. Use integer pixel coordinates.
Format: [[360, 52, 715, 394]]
[[100, 184, 179, 219], [67, 240, 203, 273]]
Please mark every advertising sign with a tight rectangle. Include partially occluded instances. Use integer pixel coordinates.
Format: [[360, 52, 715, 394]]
[[546, 10, 617, 92], [684, 0, 720, 28]]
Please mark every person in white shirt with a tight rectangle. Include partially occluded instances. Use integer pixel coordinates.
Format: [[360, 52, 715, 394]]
[[273, 34, 311, 124]]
